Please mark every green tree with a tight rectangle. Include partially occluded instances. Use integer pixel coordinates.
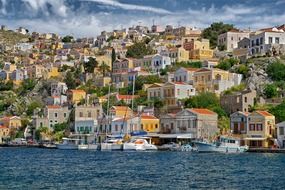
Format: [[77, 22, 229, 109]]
[[62, 35, 74, 43], [126, 42, 155, 58], [19, 79, 37, 95], [269, 101, 285, 122], [201, 22, 235, 48], [266, 60, 285, 81], [235, 64, 249, 77], [53, 122, 68, 133], [264, 84, 278, 98], [64, 71, 76, 89], [27, 100, 43, 116], [216, 58, 239, 70], [0, 80, 13, 91], [135, 75, 162, 91], [111, 48, 116, 64], [84, 57, 98, 73]]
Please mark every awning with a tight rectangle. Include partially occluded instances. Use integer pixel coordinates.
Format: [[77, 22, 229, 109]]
[[146, 133, 194, 139], [243, 137, 266, 140]]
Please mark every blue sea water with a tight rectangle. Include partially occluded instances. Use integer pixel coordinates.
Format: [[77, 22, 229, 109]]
[[0, 148, 285, 190]]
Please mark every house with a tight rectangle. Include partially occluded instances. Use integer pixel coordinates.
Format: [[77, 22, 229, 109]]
[[27, 65, 46, 79], [74, 104, 102, 134], [94, 76, 111, 87], [218, 29, 250, 52], [115, 94, 139, 104], [0, 116, 22, 129], [231, 111, 275, 148], [10, 69, 28, 85], [147, 82, 195, 108], [277, 121, 285, 148], [112, 58, 133, 73], [51, 82, 68, 96], [221, 89, 257, 114], [249, 27, 285, 56], [111, 116, 140, 135], [151, 54, 171, 73], [45, 95, 67, 105], [160, 108, 218, 139], [67, 89, 86, 104], [187, 39, 213, 60], [109, 106, 133, 118], [168, 47, 189, 63], [0, 125, 10, 144], [133, 55, 153, 71], [140, 114, 160, 133], [174, 67, 199, 84], [193, 68, 242, 95], [32, 105, 70, 129]]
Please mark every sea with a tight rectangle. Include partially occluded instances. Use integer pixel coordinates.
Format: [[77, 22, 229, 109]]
[[0, 148, 285, 190]]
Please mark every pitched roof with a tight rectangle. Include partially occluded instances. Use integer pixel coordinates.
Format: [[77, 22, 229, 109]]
[[194, 68, 211, 73], [256, 111, 273, 117], [116, 94, 139, 100], [141, 115, 158, 120], [69, 89, 86, 93], [111, 106, 132, 111], [47, 105, 61, 109], [185, 68, 200, 72], [0, 125, 8, 129], [189, 108, 216, 115]]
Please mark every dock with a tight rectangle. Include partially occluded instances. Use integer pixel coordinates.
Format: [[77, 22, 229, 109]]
[[248, 148, 285, 153]]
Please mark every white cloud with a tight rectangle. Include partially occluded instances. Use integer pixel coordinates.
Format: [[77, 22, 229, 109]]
[[80, 0, 172, 14], [0, 0, 7, 15]]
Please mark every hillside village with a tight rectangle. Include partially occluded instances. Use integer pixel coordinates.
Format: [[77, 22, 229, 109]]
[[1, 22, 285, 149]]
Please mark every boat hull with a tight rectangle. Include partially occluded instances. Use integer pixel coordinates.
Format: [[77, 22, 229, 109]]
[[195, 142, 248, 153]]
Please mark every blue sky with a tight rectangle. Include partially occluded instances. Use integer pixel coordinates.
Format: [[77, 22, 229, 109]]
[[0, 0, 285, 37]]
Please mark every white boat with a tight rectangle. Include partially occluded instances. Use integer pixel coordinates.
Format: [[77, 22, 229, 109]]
[[123, 138, 157, 151], [78, 143, 98, 150], [161, 142, 181, 151], [100, 139, 123, 151], [194, 137, 249, 153], [56, 138, 79, 150]]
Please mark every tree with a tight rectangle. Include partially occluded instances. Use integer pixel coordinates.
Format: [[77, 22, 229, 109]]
[[264, 84, 278, 98], [64, 71, 76, 89], [62, 35, 74, 43], [216, 58, 239, 70], [266, 60, 285, 81], [19, 79, 37, 95], [84, 57, 98, 73], [126, 42, 155, 58], [98, 61, 111, 76], [269, 101, 285, 122], [0, 80, 13, 91], [27, 100, 43, 116], [201, 22, 235, 48], [111, 48, 116, 65], [235, 64, 249, 77], [53, 122, 68, 133]]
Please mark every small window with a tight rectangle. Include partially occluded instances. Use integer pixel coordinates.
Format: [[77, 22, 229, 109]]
[[64, 113, 67, 118], [54, 113, 58, 118], [79, 112, 83, 117], [279, 127, 284, 135]]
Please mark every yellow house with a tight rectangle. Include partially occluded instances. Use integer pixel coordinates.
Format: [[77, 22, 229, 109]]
[[95, 55, 112, 70], [140, 115, 159, 133], [47, 66, 60, 79], [0, 125, 10, 143], [193, 68, 231, 94], [168, 47, 189, 63], [0, 116, 22, 129], [67, 89, 86, 104], [188, 39, 213, 60], [109, 106, 133, 118], [245, 111, 275, 148]]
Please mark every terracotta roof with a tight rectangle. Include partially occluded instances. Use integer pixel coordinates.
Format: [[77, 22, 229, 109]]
[[189, 108, 216, 115], [0, 125, 8, 129], [195, 68, 211, 73], [141, 115, 158, 120], [112, 106, 132, 111], [47, 105, 61, 109], [185, 68, 200, 72], [256, 111, 273, 117], [117, 94, 139, 100]]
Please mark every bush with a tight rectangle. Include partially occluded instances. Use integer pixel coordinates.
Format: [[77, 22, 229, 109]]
[[266, 60, 285, 81], [269, 101, 285, 123], [216, 58, 239, 70], [126, 42, 155, 59], [264, 84, 278, 98]]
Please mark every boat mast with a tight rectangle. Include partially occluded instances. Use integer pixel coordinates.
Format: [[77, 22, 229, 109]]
[[130, 75, 136, 133], [105, 82, 111, 140]]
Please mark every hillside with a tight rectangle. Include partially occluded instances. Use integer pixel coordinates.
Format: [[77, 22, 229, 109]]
[[0, 30, 29, 46]]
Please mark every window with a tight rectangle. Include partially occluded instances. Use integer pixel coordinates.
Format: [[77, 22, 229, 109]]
[[249, 124, 255, 131], [54, 113, 58, 118], [269, 37, 273, 44], [244, 97, 247, 103], [257, 124, 263, 131], [275, 37, 280, 44], [231, 37, 233, 41], [79, 112, 83, 117], [88, 112, 92, 118], [279, 127, 284, 135], [256, 39, 259, 46], [155, 124, 158, 129], [170, 123, 174, 130], [64, 113, 67, 118], [260, 37, 263, 44], [40, 122, 43, 127]]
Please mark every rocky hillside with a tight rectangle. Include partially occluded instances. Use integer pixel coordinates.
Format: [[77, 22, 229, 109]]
[[0, 30, 29, 46]]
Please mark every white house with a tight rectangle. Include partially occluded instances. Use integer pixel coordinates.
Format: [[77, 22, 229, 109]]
[[249, 28, 285, 56], [111, 116, 140, 135], [151, 54, 171, 73], [174, 67, 199, 84]]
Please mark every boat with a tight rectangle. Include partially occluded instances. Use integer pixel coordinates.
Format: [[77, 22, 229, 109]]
[[123, 137, 158, 151], [194, 136, 249, 153], [78, 143, 98, 150], [56, 138, 79, 150], [160, 142, 181, 151], [100, 138, 123, 151], [181, 144, 198, 152]]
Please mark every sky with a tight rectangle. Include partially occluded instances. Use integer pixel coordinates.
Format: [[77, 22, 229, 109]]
[[0, 0, 285, 37]]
